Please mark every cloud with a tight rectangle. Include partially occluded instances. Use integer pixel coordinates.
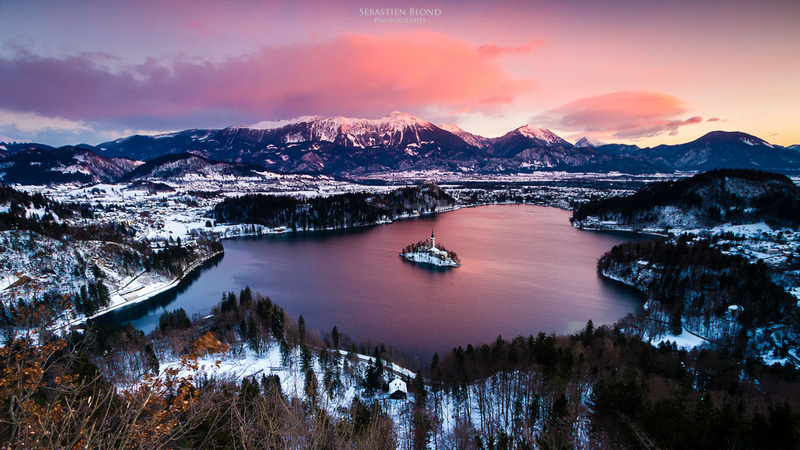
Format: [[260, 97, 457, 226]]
[[0, 108, 92, 134], [707, 117, 720, 122], [541, 91, 703, 140], [477, 40, 544, 57], [0, 32, 532, 131]]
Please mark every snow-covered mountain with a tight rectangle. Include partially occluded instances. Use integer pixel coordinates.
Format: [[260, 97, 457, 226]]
[[97, 112, 483, 175], [0, 146, 141, 184], [6, 113, 800, 178], [478, 125, 660, 172], [438, 123, 491, 148], [92, 114, 800, 175], [240, 111, 448, 148], [488, 125, 572, 158], [650, 131, 800, 172], [120, 153, 271, 182], [574, 136, 607, 148]]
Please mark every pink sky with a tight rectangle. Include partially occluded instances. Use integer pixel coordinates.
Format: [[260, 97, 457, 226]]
[[0, 0, 798, 147]]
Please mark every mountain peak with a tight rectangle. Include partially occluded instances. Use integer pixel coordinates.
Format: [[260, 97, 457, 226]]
[[438, 123, 464, 133], [575, 136, 606, 148], [692, 130, 773, 148], [247, 116, 321, 130], [514, 125, 569, 146], [379, 111, 430, 127]]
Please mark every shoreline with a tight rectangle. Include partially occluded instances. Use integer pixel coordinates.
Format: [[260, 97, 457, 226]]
[[81, 202, 625, 327], [74, 206, 465, 325], [210, 203, 463, 240], [70, 249, 224, 326], [208, 199, 580, 242]]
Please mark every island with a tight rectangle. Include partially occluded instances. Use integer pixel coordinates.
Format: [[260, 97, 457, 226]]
[[400, 230, 461, 267]]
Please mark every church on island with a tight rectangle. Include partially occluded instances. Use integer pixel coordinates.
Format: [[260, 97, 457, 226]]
[[399, 230, 461, 267]]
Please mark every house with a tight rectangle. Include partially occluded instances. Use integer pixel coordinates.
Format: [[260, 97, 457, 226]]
[[388, 378, 407, 400]]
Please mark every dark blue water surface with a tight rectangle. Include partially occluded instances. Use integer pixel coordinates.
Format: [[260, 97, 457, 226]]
[[105, 205, 648, 357]]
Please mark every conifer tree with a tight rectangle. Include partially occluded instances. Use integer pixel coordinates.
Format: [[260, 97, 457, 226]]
[[332, 325, 339, 349]]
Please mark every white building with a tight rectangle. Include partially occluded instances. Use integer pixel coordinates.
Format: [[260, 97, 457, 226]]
[[389, 378, 407, 400]]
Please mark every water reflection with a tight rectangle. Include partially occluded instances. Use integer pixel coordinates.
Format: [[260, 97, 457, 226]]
[[99, 205, 650, 358], [96, 253, 224, 328]]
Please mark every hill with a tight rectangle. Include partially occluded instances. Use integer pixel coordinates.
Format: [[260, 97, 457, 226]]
[[120, 153, 271, 182], [571, 169, 800, 231], [0, 146, 141, 184]]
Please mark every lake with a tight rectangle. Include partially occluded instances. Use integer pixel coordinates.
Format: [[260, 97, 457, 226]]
[[105, 205, 649, 358]]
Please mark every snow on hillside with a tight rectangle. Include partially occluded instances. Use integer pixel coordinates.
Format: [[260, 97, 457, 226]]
[[156, 343, 419, 445], [0, 226, 222, 325], [248, 116, 322, 130], [438, 123, 487, 148], [575, 136, 606, 148], [0, 230, 163, 304], [651, 328, 708, 350], [156, 339, 594, 448], [243, 111, 438, 148], [516, 125, 568, 145]]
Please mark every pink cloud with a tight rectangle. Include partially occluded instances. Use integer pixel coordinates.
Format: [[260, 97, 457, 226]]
[[542, 91, 703, 140], [186, 20, 205, 33], [0, 32, 532, 129], [477, 40, 544, 57]]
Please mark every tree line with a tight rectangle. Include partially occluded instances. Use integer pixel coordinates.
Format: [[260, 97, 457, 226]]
[[211, 183, 455, 231], [572, 169, 800, 228], [421, 320, 800, 448], [1, 282, 798, 448], [599, 237, 798, 356]]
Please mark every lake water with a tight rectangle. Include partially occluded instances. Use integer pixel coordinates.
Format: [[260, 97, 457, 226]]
[[105, 205, 648, 357]]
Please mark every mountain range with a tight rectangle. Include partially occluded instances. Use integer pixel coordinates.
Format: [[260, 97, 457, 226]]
[[1, 111, 799, 184]]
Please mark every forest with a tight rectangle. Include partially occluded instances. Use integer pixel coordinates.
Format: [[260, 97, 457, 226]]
[[0, 184, 223, 320], [1, 285, 797, 448], [0, 185, 119, 242], [572, 169, 800, 228], [599, 237, 799, 357], [211, 182, 455, 231]]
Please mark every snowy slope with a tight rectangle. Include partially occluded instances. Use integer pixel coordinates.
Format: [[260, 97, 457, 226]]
[[575, 136, 607, 148], [437, 123, 490, 148], [0, 146, 142, 184]]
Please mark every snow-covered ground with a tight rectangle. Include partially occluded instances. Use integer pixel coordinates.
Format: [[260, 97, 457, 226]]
[[14, 177, 401, 244], [401, 250, 461, 267], [650, 328, 708, 350], [590, 214, 800, 365], [156, 343, 419, 444], [155, 340, 590, 447]]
